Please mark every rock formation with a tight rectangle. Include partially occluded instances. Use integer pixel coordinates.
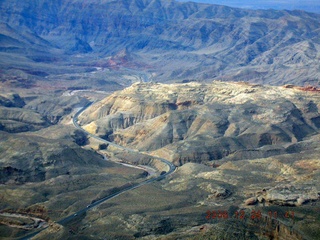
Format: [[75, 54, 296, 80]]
[[80, 81, 320, 165]]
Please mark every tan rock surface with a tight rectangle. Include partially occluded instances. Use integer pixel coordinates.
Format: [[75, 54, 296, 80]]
[[79, 81, 320, 166]]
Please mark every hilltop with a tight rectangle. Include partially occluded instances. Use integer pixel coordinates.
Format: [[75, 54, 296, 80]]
[[80, 81, 320, 165]]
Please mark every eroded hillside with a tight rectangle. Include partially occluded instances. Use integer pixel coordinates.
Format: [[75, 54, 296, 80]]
[[79, 81, 320, 165], [66, 81, 320, 239]]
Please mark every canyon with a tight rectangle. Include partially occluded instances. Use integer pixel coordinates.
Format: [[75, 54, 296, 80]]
[[0, 0, 320, 239]]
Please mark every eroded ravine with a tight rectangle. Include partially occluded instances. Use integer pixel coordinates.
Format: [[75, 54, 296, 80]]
[[20, 102, 176, 240]]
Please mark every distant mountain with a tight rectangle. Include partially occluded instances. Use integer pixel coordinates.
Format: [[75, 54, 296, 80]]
[[177, 0, 320, 14], [0, 0, 320, 85]]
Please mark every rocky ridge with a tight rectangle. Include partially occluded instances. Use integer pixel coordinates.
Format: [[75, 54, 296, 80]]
[[0, 0, 319, 85], [79, 81, 320, 165]]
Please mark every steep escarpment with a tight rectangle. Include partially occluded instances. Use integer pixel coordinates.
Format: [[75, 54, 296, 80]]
[[79, 82, 320, 165]]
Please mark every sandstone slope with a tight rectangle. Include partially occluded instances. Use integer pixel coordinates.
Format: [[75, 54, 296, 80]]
[[79, 81, 320, 165]]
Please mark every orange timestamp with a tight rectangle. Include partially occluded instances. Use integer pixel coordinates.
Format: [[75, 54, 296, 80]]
[[205, 210, 295, 220]]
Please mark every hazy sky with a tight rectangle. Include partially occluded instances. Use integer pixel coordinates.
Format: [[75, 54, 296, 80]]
[[176, 0, 320, 13]]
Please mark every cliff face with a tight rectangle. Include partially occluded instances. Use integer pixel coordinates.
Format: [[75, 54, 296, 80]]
[[79, 81, 320, 165]]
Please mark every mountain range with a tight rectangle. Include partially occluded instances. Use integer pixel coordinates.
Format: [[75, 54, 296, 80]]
[[1, 1, 320, 239], [0, 0, 320, 86], [177, 0, 320, 14]]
